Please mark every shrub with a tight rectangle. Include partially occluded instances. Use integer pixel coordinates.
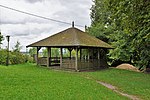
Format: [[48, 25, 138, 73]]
[[0, 49, 7, 65], [0, 49, 33, 65]]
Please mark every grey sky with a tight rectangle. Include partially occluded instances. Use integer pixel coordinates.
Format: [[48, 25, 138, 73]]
[[0, 0, 92, 51]]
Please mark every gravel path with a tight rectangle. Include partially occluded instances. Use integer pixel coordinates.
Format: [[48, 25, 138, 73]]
[[85, 76, 140, 100], [97, 81, 140, 100]]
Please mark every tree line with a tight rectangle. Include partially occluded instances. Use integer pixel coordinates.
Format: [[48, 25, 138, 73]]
[[88, 0, 150, 69]]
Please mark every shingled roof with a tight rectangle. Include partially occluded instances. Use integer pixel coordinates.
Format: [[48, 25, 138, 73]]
[[27, 27, 113, 49]]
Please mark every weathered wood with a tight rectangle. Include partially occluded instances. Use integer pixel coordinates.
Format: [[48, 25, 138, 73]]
[[62, 59, 75, 69], [36, 47, 41, 65], [80, 48, 82, 60], [38, 56, 108, 71], [68, 48, 73, 59], [47, 47, 51, 67], [60, 48, 63, 67], [75, 47, 78, 71], [38, 57, 47, 66], [36, 48, 38, 65], [37, 47, 108, 71], [98, 48, 100, 60], [88, 48, 90, 60]]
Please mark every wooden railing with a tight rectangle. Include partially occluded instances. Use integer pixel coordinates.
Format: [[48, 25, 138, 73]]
[[37, 57, 108, 70]]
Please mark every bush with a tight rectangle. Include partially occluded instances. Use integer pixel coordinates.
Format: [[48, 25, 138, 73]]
[[0, 49, 33, 65], [0, 49, 7, 65]]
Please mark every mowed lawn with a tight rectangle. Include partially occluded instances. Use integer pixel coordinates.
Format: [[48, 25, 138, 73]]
[[81, 68, 150, 100], [0, 63, 149, 100]]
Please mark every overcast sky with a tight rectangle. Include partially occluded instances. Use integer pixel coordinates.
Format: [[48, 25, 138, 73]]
[[0, 0, 92, 51]]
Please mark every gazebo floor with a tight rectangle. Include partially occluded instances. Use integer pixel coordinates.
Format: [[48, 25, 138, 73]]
[[40, 65, 108, 72]]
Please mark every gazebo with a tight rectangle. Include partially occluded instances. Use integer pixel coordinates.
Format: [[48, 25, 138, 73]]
[[27, 25, 113, 71]]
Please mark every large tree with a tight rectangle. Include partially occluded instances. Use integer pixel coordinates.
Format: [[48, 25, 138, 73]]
[[89, 0, 150, 69], [0, 32, 4, 49]]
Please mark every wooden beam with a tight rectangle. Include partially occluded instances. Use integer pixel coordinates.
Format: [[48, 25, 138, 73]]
[[60, 48, 63, 67]]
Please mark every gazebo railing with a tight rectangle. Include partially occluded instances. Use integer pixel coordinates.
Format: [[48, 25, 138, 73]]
[[37, 57, 108, 70]]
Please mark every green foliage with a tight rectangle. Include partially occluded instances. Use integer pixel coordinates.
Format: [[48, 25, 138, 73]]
[[0, 63, 128, 100], [52, 48, 60, 57], [42, 48, 47, 57], [62, 48, 70, 57], [29, 47, 37, 57], [0, 32, 4, 49], [12, 41, 22, 52], [42, 48, 76, 57], [89, 0, 150, 68], [0, 49, 33, 65], [0, 49, 7, 64], [9, 52, 26, 64], [42, 48, 60, 57]]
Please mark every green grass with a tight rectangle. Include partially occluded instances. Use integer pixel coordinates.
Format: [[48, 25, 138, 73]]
[[81, 68, 150, 100], [0, 63, 150, 100], [0, 63, 128, 100]]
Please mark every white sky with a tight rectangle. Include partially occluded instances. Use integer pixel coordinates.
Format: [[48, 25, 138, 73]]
[[0, 0, 92, 51]]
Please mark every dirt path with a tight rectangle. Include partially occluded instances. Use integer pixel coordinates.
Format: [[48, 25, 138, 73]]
[[85, 76, 140, 100]]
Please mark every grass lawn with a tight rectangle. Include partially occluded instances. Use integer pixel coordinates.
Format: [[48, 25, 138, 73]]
[[0, 63, 149, 100], [81, 68, 150, 100], [0, 63, 127, 100]]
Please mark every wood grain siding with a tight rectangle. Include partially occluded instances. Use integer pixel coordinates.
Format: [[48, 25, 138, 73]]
[[62, 59, 76, 69], [38, 57, 47, 66], [37, 57, 108, 71]]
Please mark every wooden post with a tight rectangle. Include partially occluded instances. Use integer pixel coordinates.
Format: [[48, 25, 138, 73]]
[[69, 50, 72, 59], [36, 47, 39, 65], [80, 48, 82, 60], [88, 48, 90, 60], [36, 47, 41, 66], [47, 47, 51, 67], [68, 48, 73, 59], [60, 48, 63, 67], [98, 48, 100, 60], [49, 47, 51, 66], [87, 48, 90, 69], [75, 47, 78, 71]]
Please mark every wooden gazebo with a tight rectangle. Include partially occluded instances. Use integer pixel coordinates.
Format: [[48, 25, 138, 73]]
[[27, 25, 113, 71]]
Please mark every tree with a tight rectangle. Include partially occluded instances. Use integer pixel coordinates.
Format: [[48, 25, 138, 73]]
[[0, 32, 4, 49], [42, 48, 60, 57], [29, 47, 37, 57], [89, 0, 113, 42], [89, 0, 150, 69], [13, 41, 22, 52]]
